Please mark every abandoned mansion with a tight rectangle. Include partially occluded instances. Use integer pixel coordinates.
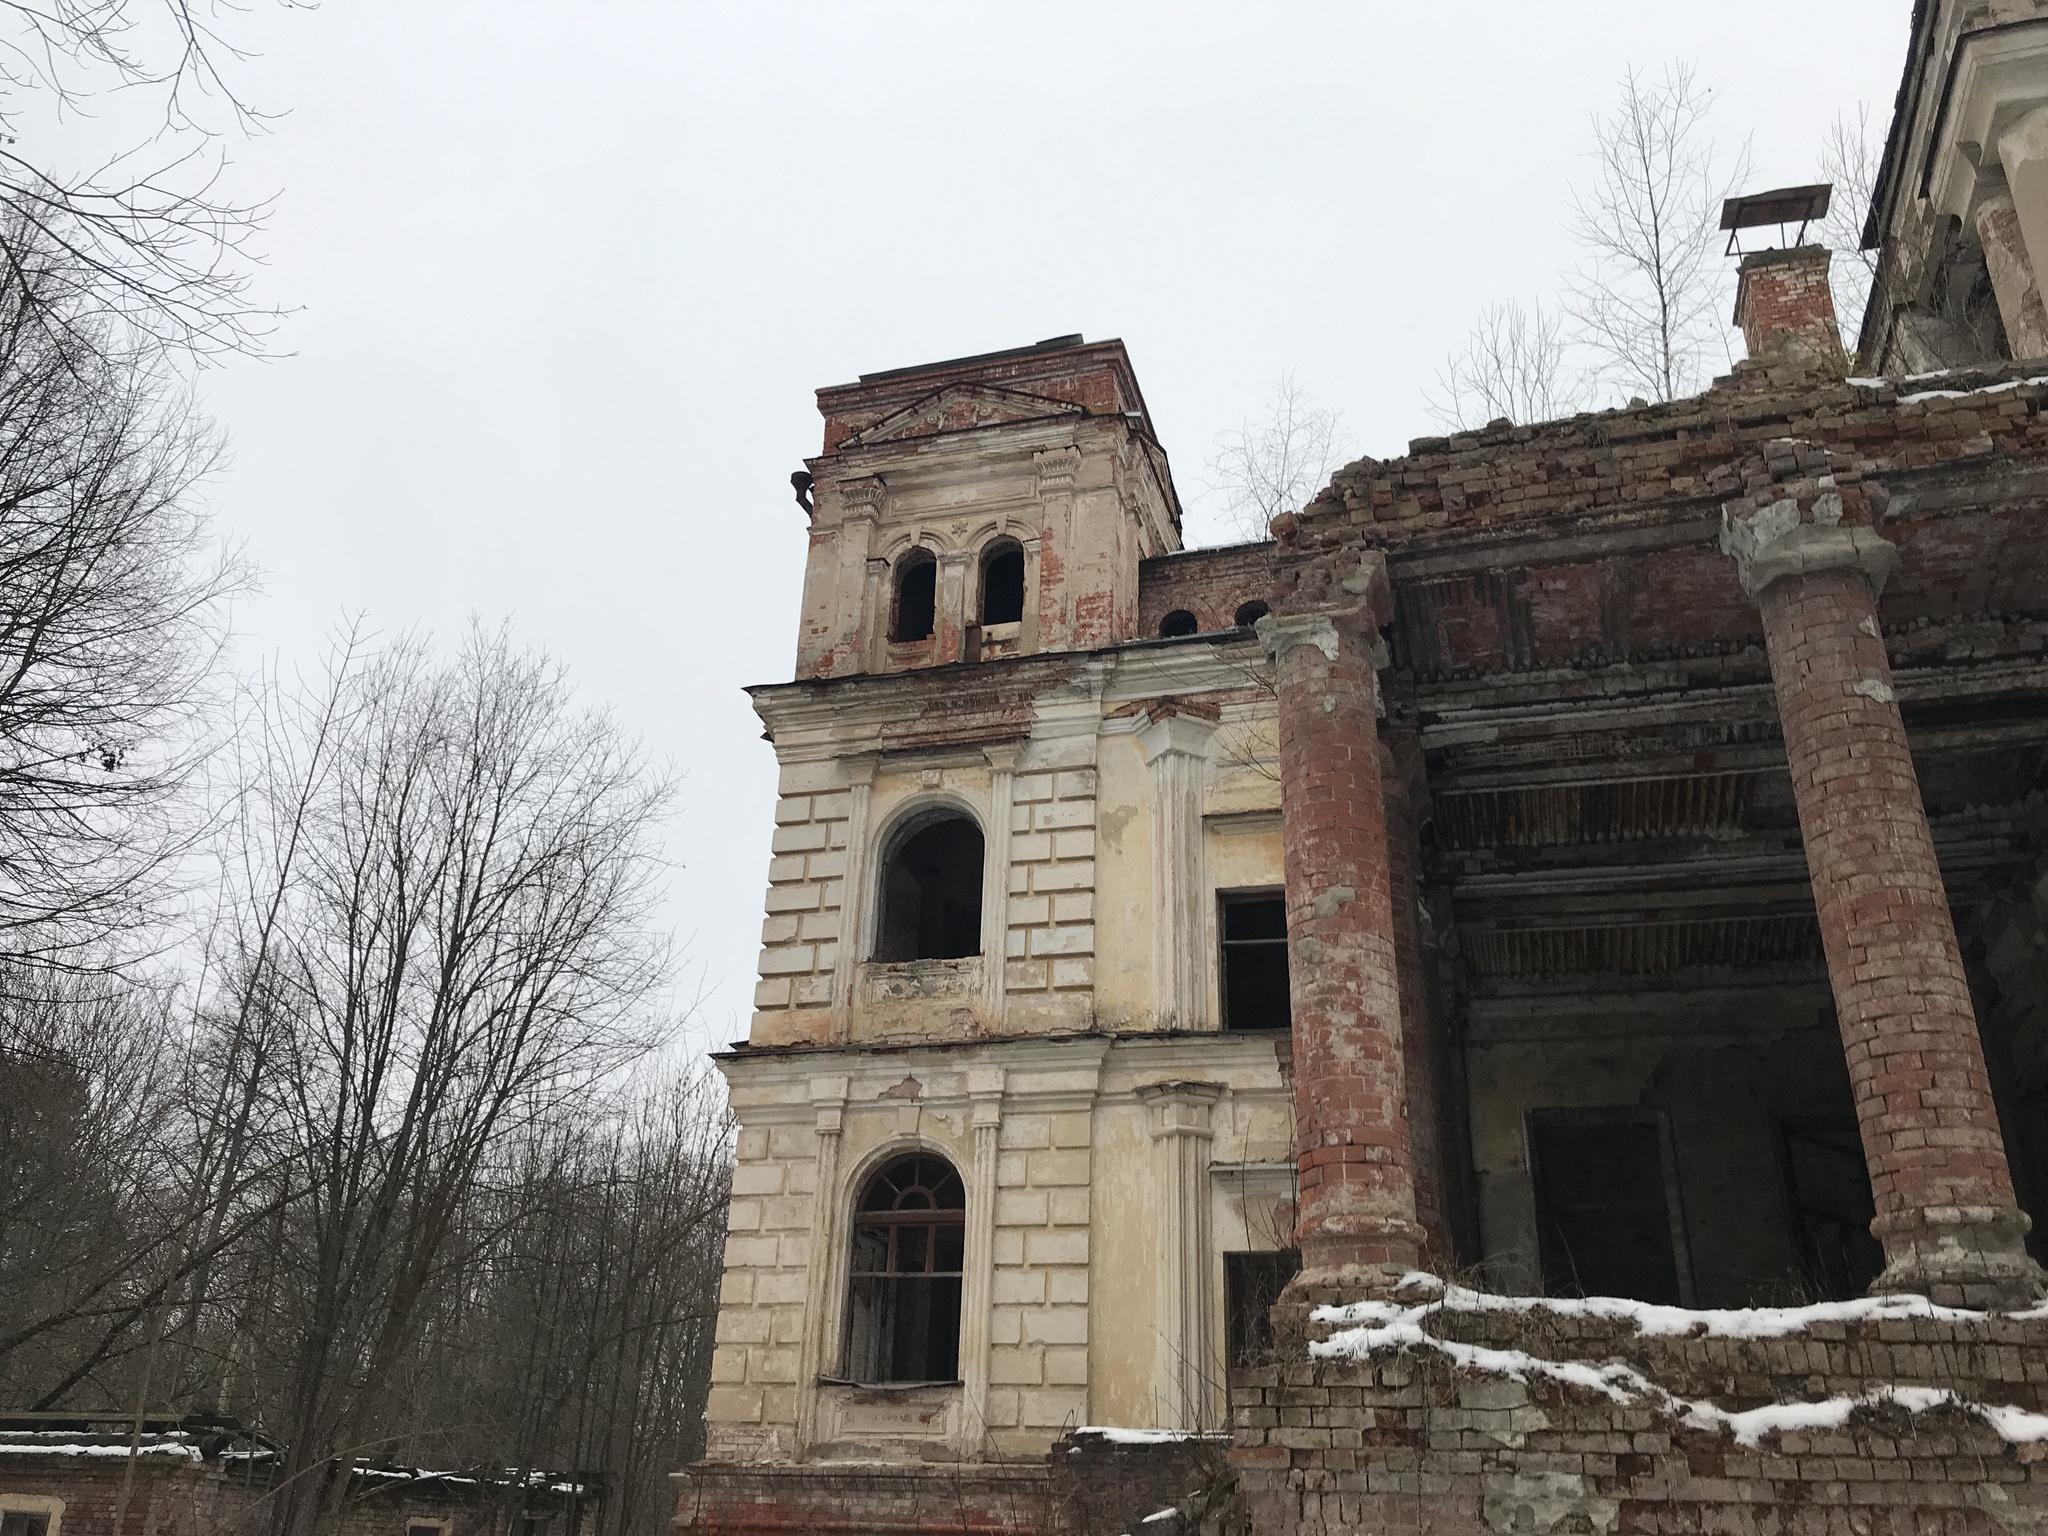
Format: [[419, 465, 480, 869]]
[[681, 4, 2048, 1532]]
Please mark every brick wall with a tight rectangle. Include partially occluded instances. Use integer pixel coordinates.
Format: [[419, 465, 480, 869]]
[[1230, 1298, 2048, 1535], [1139, 544, 1275, 639], [676, 1429, 1226, 1536]]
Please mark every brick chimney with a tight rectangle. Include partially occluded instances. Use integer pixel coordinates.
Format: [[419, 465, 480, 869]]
[[1733, 245, 1844, 365]]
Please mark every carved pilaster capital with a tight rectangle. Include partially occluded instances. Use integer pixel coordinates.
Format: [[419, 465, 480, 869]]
[[1718, 441, 1896, 599], [1034, 445, 1082, 496], [1137, 708, 1219, 764], [1138, 1079, 1224, 1139], [967, 1065, 1006, 1130], [839, 477, 886, 521]]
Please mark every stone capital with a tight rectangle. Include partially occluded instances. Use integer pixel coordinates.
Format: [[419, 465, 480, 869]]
[[1254, 611, 1391, 669], [1137, 710, 1219, 765], [1137, 1079, 1224, 1139], [1719, 508, 1897, 600]]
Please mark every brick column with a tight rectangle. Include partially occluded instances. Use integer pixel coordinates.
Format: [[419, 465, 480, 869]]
[[1722, 447, 2044, 1307], [1257, 570, 1424, 1286]]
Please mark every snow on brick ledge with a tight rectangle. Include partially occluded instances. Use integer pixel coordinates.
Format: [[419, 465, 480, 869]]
[[1305, 1271, 2048, 1450]]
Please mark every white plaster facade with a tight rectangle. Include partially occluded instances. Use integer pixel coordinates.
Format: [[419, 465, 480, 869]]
[[706, 339, 1298, 1465]]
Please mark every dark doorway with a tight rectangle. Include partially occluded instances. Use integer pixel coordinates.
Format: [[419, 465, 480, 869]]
[[1225, 1249, 1301, 1368], [981, 544, 1025, 625], [1779, 1118, 1884, 1300], [875, 816, 984, 960], [1220, 891, 1290, 1031], [893, 554, 937, 642], [1529, 1110, 1690, 1304]]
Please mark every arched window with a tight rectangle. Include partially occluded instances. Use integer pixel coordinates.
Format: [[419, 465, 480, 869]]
[[874, 813, 984, 961], [844, 1154, 966, 1384], [1234, 600, 1271, 628], [979, 540, 1025, 626], [1159, 609, 1199, 638], [892, 551, 937, 643]]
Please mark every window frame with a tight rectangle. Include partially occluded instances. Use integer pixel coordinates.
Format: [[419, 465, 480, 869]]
[[0, 1498, 63, 1536], [841, 1152, 968, 1386], [1218, 887, 1291, 1033]]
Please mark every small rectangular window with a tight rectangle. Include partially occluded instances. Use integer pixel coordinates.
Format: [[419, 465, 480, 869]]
[[1224, 1249, 1300, 1368], [2, 1513, 52, 1536], [1220, 891, 1290, 1031]]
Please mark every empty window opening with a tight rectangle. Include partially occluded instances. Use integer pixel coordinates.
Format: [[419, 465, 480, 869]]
[[980, 543, 1025, 626], [875, 815, 984, 961], [892, 553, 937, 643], [1220, 892, 1290, 1031], [1529, 1111, 1690, 1305], [1224, 1249, 1301, 1369], [845, 1154, 966, 1384], [1780, 1118, 1883, 1301], [1159, 609, 1199, 638], [2, 1515, 53, 1536], [1234, 600, 1270, 628]]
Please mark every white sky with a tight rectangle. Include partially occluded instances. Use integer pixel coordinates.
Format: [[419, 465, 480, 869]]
[[171, 0, 1912, 1056]]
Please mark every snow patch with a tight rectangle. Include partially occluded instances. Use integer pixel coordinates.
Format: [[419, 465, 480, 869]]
[[1308, 1273, 2048, 1450], [1071, 1426, 1210, 1446], [1895, 374, 2048, 404]]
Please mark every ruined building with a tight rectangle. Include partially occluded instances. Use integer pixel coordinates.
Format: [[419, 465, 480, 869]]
[[681, 5, 2048, 1532]]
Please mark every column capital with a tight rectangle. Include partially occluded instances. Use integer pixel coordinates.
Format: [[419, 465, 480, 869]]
[[1254, 612, 1391, 668], [1718, 441, 1897, 599], [1138, 706, 1219, 764], [1138, 1079, 1223, 1138]]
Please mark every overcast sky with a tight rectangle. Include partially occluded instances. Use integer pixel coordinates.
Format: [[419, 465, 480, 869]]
[[177, 1, 1911, 1056]]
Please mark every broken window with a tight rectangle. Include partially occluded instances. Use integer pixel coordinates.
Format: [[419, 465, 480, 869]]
[[844, 1154, 966, 1384], [1220, 891, 1290, 1031], [1234, 601, 1270, 628], [1224, 1249, 1300, 1368], [1528, 1110, 1691, 1305], [1159, 609, 1199, 638], [980, 541, 1025, 626], [1779, 1118, 1883, 1301], [892, 551, 937, 643], [874, 814, 984, 961]]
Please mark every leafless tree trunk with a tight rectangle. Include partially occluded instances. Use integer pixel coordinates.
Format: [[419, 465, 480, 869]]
[[1564, 63, 1751, 403], [1203, 374, 1352, 543], [1427, 299, 1586, 430]]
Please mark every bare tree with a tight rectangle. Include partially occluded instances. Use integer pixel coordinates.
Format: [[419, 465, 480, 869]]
[[1427, 299, 1586, 431], [205, 625, 676, 1535], [1204, 373, 1352, 543], [1565, 63, 1751, 403], [0, 211, 239, 972], [0, 1, 293, 356], [1819, 104, 1882, 353]]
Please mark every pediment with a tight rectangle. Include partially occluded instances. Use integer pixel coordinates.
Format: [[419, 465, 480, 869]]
[[841, 382, 1086, 447]]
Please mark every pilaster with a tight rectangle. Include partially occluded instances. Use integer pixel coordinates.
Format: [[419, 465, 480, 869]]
[[1139, 1080, 1223, 1429], [829, 756, 878, 1044], [794, 1075, 850, 1453], [981, 746, 1020, 1025], [959, 1066, 1005, 1453], [1139, 710, 1219, 1031]]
